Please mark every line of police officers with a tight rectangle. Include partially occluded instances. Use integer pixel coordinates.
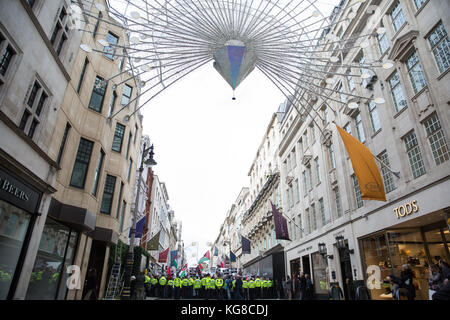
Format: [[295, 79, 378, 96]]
[[144, 274, 275, 300]]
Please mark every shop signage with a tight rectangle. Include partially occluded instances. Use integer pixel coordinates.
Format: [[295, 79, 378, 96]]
[[0, 167, 40, 213], [394, 200, 418, 219]]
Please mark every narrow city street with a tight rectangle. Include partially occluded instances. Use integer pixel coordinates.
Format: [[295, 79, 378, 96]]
[[0, 0, 449, 305]]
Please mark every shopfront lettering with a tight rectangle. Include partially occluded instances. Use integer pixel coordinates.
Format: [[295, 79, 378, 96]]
[[0, 177, 30, 201], [394, 200, 418, 219]]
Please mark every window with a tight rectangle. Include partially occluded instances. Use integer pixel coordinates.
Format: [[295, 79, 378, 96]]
[[319, 198, 326, 227], [125, 132, 132, 158], [76, 58, 88, 93], [344, 123, 352, 135], [292, 148, 297, 168], [310, 125, 316, 142], [378, 151, 396, 193], [89, 76, 107, 113], [92, 12, 102, 38], [352, 174, 363, 208], [287, 155, 291, 172], [335, 187, 342, 217], [295, 178, 301, 201], [103, 32, 119, 60], [91, 149, 105, 196], [354, 112, 365, 142], [428, 22, 450, 74], [50, 6, 69, 56], [116, 182, 124, 219], [302, 171, 308, 196], [305, 208, 310, 234], [404, 131, 426, 178], [406, 50, 427, 94], [112, 123, 125, 152], [414, 0, 426, 10], [388, 71, 407, 112], [298, 213, 303, 238], [368, 101, 381, 133], [322, 106, 329, 124], [314, 157, 321, 183], [0, 45, 15, 76], [377, 29, 389, 55], [346, 71, 355, 91], [303, 131, 309, 150], [328, 144, 336, 169], [100, 175, 117, 214], [336, 81, 346, 103], [286, 188, 291, 208], [25, 0, 36, 7], [121, 84, 133, 106], [108, 91, 117, 117], [21, 79, 48, 139], [423, 113, 449, 166], [133, 124, 138, 144], [70, 138, 94, 188], [56, 123, 71, 165], [126, 158, 133, 182], [311, 203, 317, 231], [390, 1, 406, 32]]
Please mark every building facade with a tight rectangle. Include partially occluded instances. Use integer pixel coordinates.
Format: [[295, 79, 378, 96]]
[[0, 0, 85, 300], [279, 0, 450, 300]]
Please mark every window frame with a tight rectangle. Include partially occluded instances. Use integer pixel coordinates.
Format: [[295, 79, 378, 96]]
[[69, 138, 94, 189]]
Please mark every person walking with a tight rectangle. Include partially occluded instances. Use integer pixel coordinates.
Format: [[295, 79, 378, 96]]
[[83, 268, 98, 300], [298, 272, 306, 300], [225, 275, 232, 300], [400, 264, 415, 300], [284, 276, 292, 300], [305, 274, 314, 300], [234, 274, 243, 300], [428, 264, 442, 300]]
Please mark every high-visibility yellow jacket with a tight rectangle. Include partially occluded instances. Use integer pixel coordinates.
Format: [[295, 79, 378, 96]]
[[182, 278, 189, 286], [151, 278, 158, 285], [242, 280, 248, 289], [188, 278, 194, 286], [194, 279, 201, 289], [209, 278, 216, 289], [145, 275, 150, 283], [167, 279, 174, 287], [215, 278, 223, 288], [255, 278, 261, 287], [201, 278, 207, 287], [159, 276, 166, 285], [174, 278, 182, 287], [249, 280, 255, 289]]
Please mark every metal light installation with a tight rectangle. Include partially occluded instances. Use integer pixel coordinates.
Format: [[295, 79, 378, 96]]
[[71, 0, 393, 121]]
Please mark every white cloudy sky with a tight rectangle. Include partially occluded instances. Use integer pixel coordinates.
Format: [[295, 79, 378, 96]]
[[106, 0, 339, 265]]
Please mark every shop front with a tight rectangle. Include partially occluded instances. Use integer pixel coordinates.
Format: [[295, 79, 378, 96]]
[[242, 245, 285, 282], [360, 209, 450, 300], [0, 166, 41, 300]]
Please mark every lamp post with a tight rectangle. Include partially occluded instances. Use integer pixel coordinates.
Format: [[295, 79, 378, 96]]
[[121, 142, 157, 300], [318, 242, 333, 260]]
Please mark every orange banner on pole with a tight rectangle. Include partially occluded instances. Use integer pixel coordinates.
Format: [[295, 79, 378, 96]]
[[336, 125, 386, 202]]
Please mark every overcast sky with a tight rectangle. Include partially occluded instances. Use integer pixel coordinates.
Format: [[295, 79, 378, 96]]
[[141, 64, 284, 264]]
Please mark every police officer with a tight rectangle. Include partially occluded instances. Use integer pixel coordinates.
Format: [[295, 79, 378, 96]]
[[181, 276, 189, 299], [188, 276, 194, 299], [255, 276, 262, 299], [159, 275, 167, 298], [167, 277, 174, 299], [209, 275, 216, 299], [215, 275, 224, 299], [194, 276, 202, 299], [248, 277, 255, 299], [174, 276, 182, 299], [150, 276, 158, 297], [144, 273, 151, 298], [242, 277, 248, 300]]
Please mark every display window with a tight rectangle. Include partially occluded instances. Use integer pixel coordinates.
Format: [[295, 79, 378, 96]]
[[361, 224, 449, 300], [25, 217, 78, 300], [311, 252, 329, 294], [0, 201, 31, 299]]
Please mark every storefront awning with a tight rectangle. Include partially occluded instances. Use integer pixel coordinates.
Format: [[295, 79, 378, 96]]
[[48, 197, 96, 232], [87, 226, 118, 245]]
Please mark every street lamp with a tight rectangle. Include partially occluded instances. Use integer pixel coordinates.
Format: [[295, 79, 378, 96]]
[[318, 242, 333, 260], [121, 142, 156, 300], [335, 236, 354, 254]]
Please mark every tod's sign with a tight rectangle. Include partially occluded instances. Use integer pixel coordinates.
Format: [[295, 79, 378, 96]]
[[394, 200, 418, 219]]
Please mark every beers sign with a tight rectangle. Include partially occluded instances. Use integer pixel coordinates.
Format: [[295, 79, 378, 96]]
[[394, 200, 418, 219]]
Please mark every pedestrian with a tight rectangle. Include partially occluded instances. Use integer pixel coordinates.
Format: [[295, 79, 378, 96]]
[[83, 268, 98, 300], [428, 264, 442, 300], [275, 279, 282, 299], [305, 274, 314, 300], [387, 274, 402, 299], [298, 272, 306, 300], [284, 275, 292, 300], [225, 275, 232, 300], [234, 274, 243, 300], [345, 278, 355, 300], [438, 259, 450, 280], [400, 264, 415, 300], [292, 273, 299, 299]]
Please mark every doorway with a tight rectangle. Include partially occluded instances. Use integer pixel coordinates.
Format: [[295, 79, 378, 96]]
[[290, 258, 300, 277], [83, 240, 106, 298], [338, 241, 353, 300], [301, 255, 311, 276]]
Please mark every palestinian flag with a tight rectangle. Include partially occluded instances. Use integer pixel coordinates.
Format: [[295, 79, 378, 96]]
[[179, 264, 188, 277], [198, 250, 210, 264]]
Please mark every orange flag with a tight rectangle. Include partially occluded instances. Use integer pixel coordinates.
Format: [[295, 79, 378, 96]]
[[336, 125, 386, 201]]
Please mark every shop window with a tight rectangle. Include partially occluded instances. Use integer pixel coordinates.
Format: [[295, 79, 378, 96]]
[[0, 201, 31, 299], [311, 252, 330, 295], [25, 217, 78, 300]]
